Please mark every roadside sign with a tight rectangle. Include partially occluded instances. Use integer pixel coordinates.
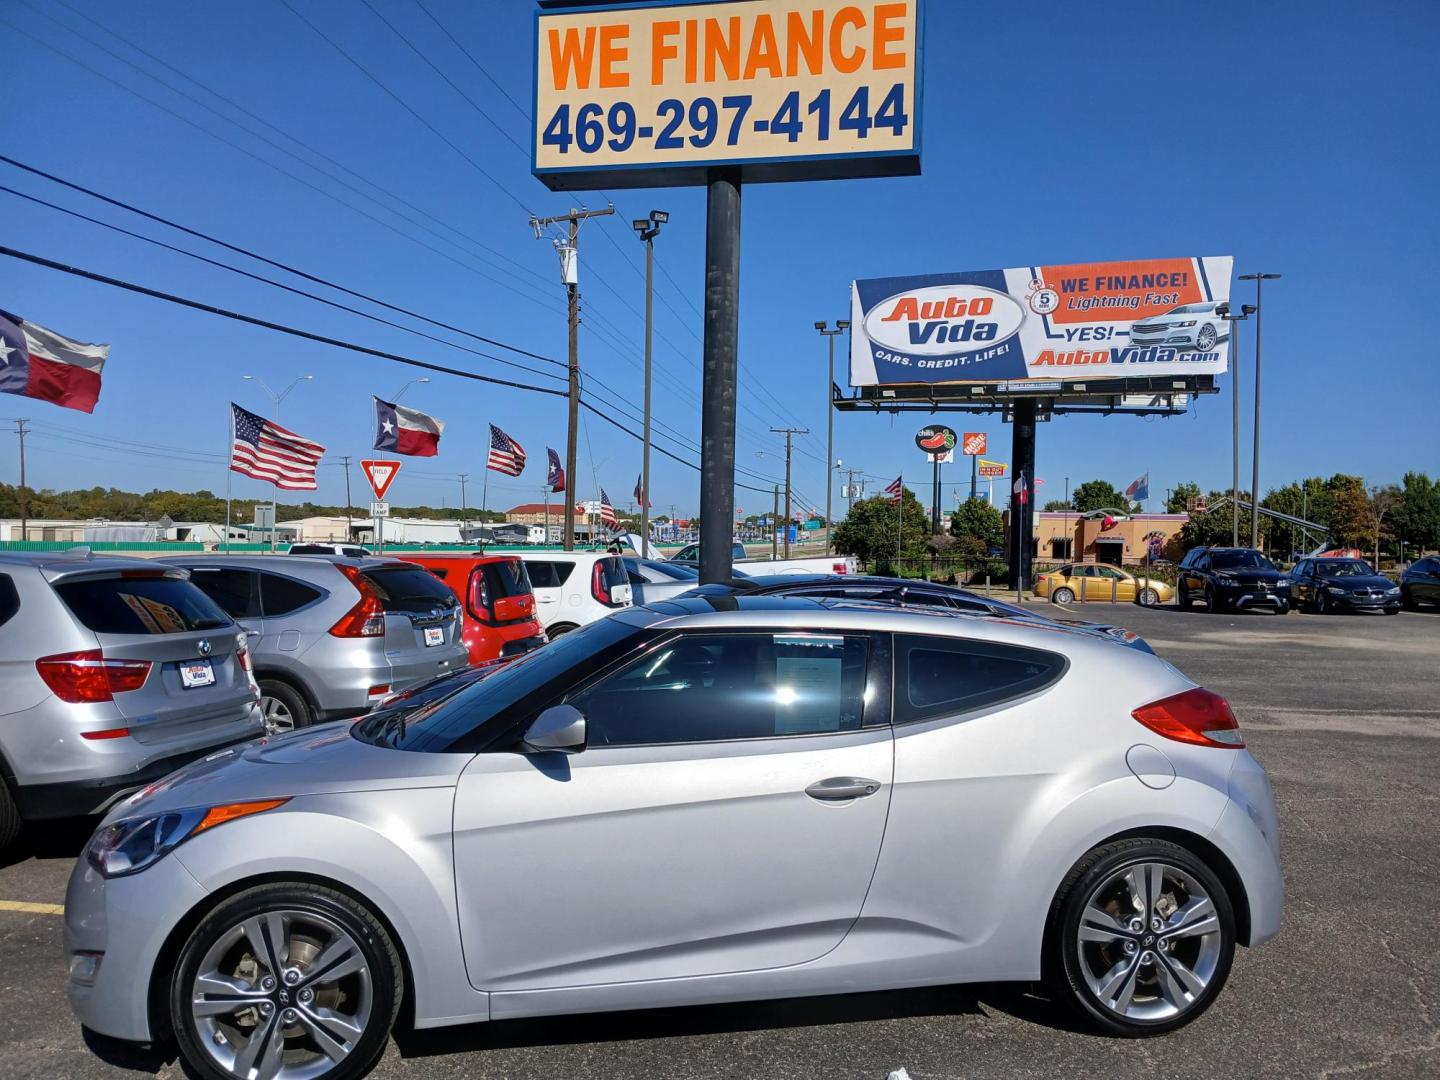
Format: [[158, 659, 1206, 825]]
[[370, 501, 389, 519], [978, 459, 1006, 477], [360, 459, 402, 500], [961, 432, 986, 456], [915, 424, 957, 454], [927, 450, 954, 464], [532, 1, 923, 191]]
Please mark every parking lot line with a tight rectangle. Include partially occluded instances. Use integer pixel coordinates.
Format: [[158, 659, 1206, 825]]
[[0, 900, 64, 916]]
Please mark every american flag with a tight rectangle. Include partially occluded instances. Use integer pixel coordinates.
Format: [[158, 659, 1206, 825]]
[[230, 403, 324, 490], [598, 488, 618, 528], [885, 475, 903, 504], [487, 424, 526, 476]]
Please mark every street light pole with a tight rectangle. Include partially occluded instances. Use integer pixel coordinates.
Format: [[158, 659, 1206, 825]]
[[1219, 304, 1254, 546], [1239, 273, 1280, 548], [242, 373, 313, 552], [815, 320, 849, 554], [391, 376, 430, 403], [632, 210, 667, 559]]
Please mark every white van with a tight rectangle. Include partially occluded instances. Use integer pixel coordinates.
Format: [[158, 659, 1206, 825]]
[[515, 551, 633, 639]]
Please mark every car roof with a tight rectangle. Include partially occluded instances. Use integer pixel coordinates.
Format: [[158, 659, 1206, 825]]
[[0, 549, 183, 576], [160, 553, 412, 571]]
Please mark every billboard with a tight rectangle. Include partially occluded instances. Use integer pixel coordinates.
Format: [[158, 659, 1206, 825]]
[[849, 256, 1233, 386], [533, 0, 922, 190]]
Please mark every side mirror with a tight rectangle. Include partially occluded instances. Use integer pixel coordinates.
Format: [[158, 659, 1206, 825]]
[[522, 704, 587, 755]]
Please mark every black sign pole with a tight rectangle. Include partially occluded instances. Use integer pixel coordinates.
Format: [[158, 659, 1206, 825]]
[[970, 453, 977, 502], [931, 455, 941, 535], [698, 169, 742, 584], [1009, 399, 1038, 598]]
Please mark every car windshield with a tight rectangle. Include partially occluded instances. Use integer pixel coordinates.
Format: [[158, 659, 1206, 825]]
[[1316, 560, 1376, 577], [651, 561, 699, 580], [352, 616, 649, 753], [1211, 551, 1274, 570], [1169, 303, 1214, 315]]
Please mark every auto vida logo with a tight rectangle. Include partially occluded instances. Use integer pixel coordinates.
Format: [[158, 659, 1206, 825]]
[[864, 284, 1025, 356]]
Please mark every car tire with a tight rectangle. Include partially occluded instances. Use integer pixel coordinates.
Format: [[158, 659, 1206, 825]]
[[1137, 588, 1159, 607], [169, 883, 402, 1080], [1274, 602, 1289, 615], [258, 679, 312, 734], [1205, 586, 1224, 613], [1052, 587, 1075, 605], [1315, 591, 1328, 615], [546, 622, 580, 642], [1196, 324, 1217, 351], [1178, 585, 1192, 611], [1384, 605, 1400, 615], [1048, 837, 1236, 1037], [0, 777, 19, 850], [1401, 587, 1418, 611]]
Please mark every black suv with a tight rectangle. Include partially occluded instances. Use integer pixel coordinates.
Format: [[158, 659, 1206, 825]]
[[1401, 557, 1440, 610], [1177, 547, 1290, 614]]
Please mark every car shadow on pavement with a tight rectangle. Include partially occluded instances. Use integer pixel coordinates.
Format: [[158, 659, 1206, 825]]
[[0, 817, 92, 871], [81, 1027, 174, 1076], [393, 982, 1094, 1061]]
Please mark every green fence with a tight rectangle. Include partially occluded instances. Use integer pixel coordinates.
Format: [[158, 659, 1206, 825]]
[[0, 540, 206, 552]]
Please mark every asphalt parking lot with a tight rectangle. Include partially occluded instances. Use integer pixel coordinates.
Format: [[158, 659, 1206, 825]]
[[2, 602, 1437, 1080]]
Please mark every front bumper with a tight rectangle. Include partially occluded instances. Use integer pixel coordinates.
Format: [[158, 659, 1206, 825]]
[[1325, 591, 1401, 610], [1132, 329, 1201, 349], [1216, 582, 1289, 609], [64, 848, 210, 1042]]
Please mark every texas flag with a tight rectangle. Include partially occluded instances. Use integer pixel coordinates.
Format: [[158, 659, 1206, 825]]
[[0, 310, 109, 413], [373, 396, 445, 457]]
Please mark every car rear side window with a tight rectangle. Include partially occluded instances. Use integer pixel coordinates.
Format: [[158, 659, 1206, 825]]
[[482, 560, 531, 600], [525, 561, 575, 589], [259, 573, 325, 616], [0, 574, 17, 629], [186, 567, 260, 619], [361, 566, 460, 613], [54, 575, 232, 635], [895, 634, 1065, 725], [566, 632, 872, 746]]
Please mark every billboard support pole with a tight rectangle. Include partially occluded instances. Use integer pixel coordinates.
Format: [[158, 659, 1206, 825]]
[[1010, 399, 1037, 600], [970, 454, 977, 503], [699, 170, 742, 584], [932, 456, 941, 535]]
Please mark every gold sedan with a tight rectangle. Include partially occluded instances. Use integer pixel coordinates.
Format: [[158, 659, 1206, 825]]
[[1034, 564, 1175, 606]]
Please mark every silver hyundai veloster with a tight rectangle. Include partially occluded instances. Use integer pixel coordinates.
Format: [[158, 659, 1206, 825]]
[[65, 597, 1283, 1080]]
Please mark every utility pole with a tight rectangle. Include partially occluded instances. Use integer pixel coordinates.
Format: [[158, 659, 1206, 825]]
[[13, 419, 29, 543], [770, 426, 808, 559], [1239, 273, 1280, 548], [815, 320, 849, 553], [632, 210, 668, 559], [340, 455, 354, 543], [771, 484, 780, 560], [530, 204, 614, 552]]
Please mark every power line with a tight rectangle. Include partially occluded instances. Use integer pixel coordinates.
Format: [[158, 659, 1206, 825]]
[[0, 245, 781, 494]]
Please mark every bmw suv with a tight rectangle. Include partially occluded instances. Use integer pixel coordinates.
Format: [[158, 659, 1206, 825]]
[[0, 551, 262, 848]]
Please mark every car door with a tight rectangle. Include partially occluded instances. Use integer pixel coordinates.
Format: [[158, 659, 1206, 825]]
[[452, 629, 893, 993], [523, 559, 570, 628], [1290, 561, 1313, 604], [1414, 559, 1440, 603], [1093, 565, 1131, 601]]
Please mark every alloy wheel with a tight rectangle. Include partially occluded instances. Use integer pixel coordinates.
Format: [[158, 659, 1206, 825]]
[[188, 908, 374, 1080], [1075, 861, 1223, 1023], [1138, 588, 1159, 607], [261, 697, 294, 735], [1197, 325, 1217, 350], [1053, 587, 1075, 605]]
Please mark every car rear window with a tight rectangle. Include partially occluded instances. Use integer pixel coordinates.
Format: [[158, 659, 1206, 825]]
[[260, 573, 325, 616], [362, 566, 461, 613], [599, 557, 628, 589], [525, 561, 575, 589], [894, 634, 1066, 725], [482, 560, 531, 600], [54, 575, 232, 636], [0, 574, 17, 629]]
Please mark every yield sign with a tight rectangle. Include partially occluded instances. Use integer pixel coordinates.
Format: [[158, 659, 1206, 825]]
[[360, 459, 402, 500]]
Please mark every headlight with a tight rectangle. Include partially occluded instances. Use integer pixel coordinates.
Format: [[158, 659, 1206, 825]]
[[1325, 586, 1347, 595], [1386, 586, 1401, 595], [1176, 320, 1197, 327], [84, 799, 288, 877]]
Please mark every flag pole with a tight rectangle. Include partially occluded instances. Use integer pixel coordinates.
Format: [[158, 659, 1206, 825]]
[[224, 403, 233, 553], [896, 478, 903, 571], [543, 485, 550, 548]]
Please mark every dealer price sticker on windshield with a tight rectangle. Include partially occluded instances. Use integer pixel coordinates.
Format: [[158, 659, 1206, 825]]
[[533, 1, 922, 189]]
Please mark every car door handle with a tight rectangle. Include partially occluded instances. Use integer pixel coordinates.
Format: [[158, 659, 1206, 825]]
[[805, 777, 881, 801]]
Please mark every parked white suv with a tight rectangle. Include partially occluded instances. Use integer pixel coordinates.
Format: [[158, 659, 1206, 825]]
[[515, 552, 632, 639], [1129, 301, 1226, 352]]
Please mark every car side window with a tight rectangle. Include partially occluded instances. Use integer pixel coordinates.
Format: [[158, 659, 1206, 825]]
[[894, 633, 1066, 726], [185, 567, 261, 619], [259, 572, 325, 617], [0, 574, 18, 630], [526, 561, 575, 589], [565, 632, 871, 747]]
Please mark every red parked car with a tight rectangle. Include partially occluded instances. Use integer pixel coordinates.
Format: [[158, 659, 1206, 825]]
[[399, 554, 546, 666]]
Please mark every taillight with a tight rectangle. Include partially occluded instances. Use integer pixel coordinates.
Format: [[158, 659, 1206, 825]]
[[36, 650, 152, 703], [235, 637, 252, 673], [592, 561, 612, 605], [468, 571, 493, 623], [329, 564, 386, 637], [1132, 687, 1245, 749], [832, 562, 848, 574]]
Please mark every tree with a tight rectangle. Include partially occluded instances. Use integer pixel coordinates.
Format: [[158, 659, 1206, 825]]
[[1179, 489, 1237, 549], [1322, 474, 1372, 549], [1368, 484, 1402, 565], [948, 497, 1004, 555], [1042, 499, 1071, 512], [1070, 479, 1132, 515], [832, 488, 930, 574], [1167, 482, 1202, 514], [1392, 472, 1440, 553]]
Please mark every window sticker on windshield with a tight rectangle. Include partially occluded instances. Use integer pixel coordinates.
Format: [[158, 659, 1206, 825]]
[[119, 592, 186, 634]]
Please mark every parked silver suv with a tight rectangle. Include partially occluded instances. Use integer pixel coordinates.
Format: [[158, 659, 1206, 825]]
[[0, 551, 262, 847], [163, 555, 468, 731]]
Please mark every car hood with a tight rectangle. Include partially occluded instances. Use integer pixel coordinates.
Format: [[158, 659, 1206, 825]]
[[1320, 574, 1395, 591], [104, 722, 468, 822]]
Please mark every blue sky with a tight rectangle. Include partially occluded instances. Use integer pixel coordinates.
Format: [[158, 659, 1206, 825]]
[[2, 0, 1436, 519]]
